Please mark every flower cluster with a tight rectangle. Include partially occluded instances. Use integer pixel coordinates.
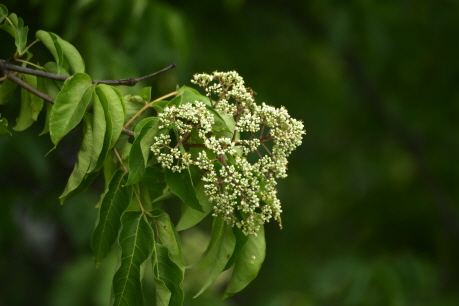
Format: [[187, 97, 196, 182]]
[[151, 71, 305, 235]]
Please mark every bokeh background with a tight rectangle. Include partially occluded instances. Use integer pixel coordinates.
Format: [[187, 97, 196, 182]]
[[1, 0, 459, 305]]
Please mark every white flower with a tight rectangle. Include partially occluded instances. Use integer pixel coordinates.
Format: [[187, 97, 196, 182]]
[[151, 71, 305, 235]]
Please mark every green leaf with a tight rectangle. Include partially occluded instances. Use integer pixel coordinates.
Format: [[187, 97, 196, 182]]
[[126, 118, 160, 185], [59, 38, 85, 73], [152, 100, 169, 113], [36, 30, 63, 74], [12, 75, 43, 131], [2, 13, 28, 54], [0, 4, 8, 24], [153, 277, 171, 306], [91, 170, 133, 267], [49, 73, 94, 146], [224, 226, 249, 270], [113, 211, 154, 306], [0, 114, 11, 135], [151, 209, 185, 269], [139, 86, 151, 102], [165, 167, 203, 212], [59, 113, 98, 203], [143, 166, 166, 202], [176, 180, 214, 231], [87, 91, 108, 173], [0, 78, 17, 105], [194, 219, 236, 298], [152, 243, 184, 306], [95, 84, 125, 149], [222, 226, 266, 299], [188, 216, 224, 270]]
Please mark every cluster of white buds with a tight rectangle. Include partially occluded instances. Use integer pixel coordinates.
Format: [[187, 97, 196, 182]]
[[151, 71, 305, 235]]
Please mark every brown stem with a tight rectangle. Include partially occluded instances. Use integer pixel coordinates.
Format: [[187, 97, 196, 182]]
[[1, 60, 177, 86]]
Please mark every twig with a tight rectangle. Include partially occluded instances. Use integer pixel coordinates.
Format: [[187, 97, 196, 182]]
[[3, 68, 135, 137], [123, 90, 178, 128], [1, 60, 177, 86], [6, 70, 55, 104]]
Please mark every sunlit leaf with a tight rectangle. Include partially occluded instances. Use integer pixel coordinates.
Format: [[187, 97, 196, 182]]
[[91, 170, 133, 267], [113, 211, 154, 306], [59, 113, 98, 203], [87, 92, 108, 173], [165, 167, 203, 212], [222, 225, 266, 299], [95, 84, 125, 149], [36, 30, 63, 73], [59, 38, 85, 73], [49, 73, 94, 146], [152, 243, 184, 306]]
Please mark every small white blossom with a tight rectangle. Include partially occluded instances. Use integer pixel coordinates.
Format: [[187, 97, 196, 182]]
[[152, 71, 305, 235]]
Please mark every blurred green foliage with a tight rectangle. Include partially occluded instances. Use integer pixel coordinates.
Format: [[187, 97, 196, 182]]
[[1, 0, 459, 305]]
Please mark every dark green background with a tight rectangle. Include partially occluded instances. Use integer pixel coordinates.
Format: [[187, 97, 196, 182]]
[[1, 0, 459, 305]]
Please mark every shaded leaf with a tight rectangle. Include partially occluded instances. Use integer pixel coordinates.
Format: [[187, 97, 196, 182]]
[[12, 75, 43, 131], [188, 216, 224, 270], [91, 170, 133, 267], [194, 219, 235, 298], [165, 167, 203, 212], [0, 114, 11, 135], [176, 180, 214, 231], [224, 226, 249, 270], [113, 211, 154, 306], [143, 166, 166, 202], [0, 78, 17, 105], [222, 225, 266, 299], [127, 117, 159, 185], [59, 113, 98, 203], [49, 73, 94, 146], [1, 13, 28, 54], [0, 4, 8, 23], [152, 243, 184, 306], [151, 209, 185, 268]]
